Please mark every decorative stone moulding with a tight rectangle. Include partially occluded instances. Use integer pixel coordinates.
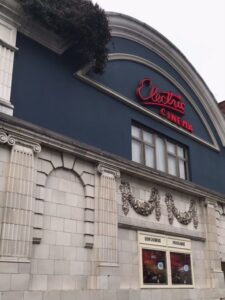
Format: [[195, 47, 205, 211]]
[[35, 153, 96, 248], [119, 182, 161, 221], [97, 163, 120, 178], [0, 130, 8, 143], [165, 193, 199, 229], [120, 182, 199, 229], [0, 130, 41, 152], [216, 202, 225, 216]]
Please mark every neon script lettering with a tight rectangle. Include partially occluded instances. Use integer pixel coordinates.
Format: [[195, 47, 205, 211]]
[[160, 109, 193, 133], [136, 78, 185, 115], [136, 78, 194, 133]]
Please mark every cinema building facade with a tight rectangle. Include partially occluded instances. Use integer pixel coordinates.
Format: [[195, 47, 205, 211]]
[[1, 1, 225, 299]]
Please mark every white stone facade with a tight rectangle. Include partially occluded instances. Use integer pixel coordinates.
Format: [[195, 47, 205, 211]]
[[0, 123, 225, 300]]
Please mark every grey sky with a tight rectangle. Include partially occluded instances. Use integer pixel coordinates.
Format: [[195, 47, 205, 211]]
[[96, 0, 225, 102]]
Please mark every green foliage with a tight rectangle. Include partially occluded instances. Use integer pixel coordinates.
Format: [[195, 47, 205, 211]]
[[19, 0, 111, 73]]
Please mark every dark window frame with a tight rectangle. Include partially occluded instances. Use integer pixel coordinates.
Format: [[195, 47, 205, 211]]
[[131, 124, 189, 179]]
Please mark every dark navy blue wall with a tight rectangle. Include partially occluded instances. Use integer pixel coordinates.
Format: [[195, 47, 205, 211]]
[[89, 60, 211, 142], [11, 33, 225, 194]]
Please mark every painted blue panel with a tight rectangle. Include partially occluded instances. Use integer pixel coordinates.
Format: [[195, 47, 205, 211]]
[[88, 60, 211, 142], [11, 33, 225, 195], [107, 37, 220, 142]]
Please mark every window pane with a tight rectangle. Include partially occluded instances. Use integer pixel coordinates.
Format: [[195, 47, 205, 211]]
[[142, 249, 167, 285], [221, 262, 225, 281], [179, 159, 186, 179], [167, 142, 176, 154], [132, 140, 142, 163], [145, 145, 155, 168], [143, 131, 153, 144], [132, 126, 141, 139], [155, 137, 166, 172], [168, 156, 177, 176], [170, 252, 192, 285], [177, 146, 184, 158]]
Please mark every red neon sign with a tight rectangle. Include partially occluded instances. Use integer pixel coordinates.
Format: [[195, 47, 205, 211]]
[[136, 78, 185, 114], [136, 78, 193, 133]]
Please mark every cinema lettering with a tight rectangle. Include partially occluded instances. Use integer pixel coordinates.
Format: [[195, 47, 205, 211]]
[[136, 78, 193, 133]]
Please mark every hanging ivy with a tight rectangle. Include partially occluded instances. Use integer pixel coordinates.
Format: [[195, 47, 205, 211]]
[[19, 0, 111, 73]]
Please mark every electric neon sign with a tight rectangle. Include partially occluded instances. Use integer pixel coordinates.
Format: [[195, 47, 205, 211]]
[[136, 78, 193, 133]]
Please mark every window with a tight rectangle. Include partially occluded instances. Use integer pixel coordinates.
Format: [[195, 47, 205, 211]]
[[131, 125, 188, 179], [170, 252, 192, 285], [142, 249, 168, 285], [222, 262, 225, 282], [139, 232, 193, 288]]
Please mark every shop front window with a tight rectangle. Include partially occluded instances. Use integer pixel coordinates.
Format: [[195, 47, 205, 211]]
[[139, 232, 194, 288], [170, 252, 192, 285], [142, 249, 167, 285]]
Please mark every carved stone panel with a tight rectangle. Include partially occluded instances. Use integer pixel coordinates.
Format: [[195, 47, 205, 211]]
[[165, 193, 199, 228], [120, 181, 199, 229], [120, 182, 161, 221]]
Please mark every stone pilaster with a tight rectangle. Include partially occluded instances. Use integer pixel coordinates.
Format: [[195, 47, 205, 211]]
[[97, 164, 120, 264], [89, 164, 120, 289], [204, 198, 224, 288], [0, 131, 41, 261]]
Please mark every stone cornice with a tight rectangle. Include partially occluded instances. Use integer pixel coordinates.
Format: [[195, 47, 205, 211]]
[[0, 129, 41, 152], [118, 222, 205, 242], [0, 113, 225, 204], [0, 38, 18, 51], [0, 0, 70, 54], [97, 163, 120, 178]]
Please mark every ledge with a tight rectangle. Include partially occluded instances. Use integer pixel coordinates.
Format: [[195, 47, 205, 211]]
[[0, 38, 18, 51], [0, 256, 30, 263], [98, 263, 119, 267], [118, 222, 206, 242], [0, 112, 225, 203]]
